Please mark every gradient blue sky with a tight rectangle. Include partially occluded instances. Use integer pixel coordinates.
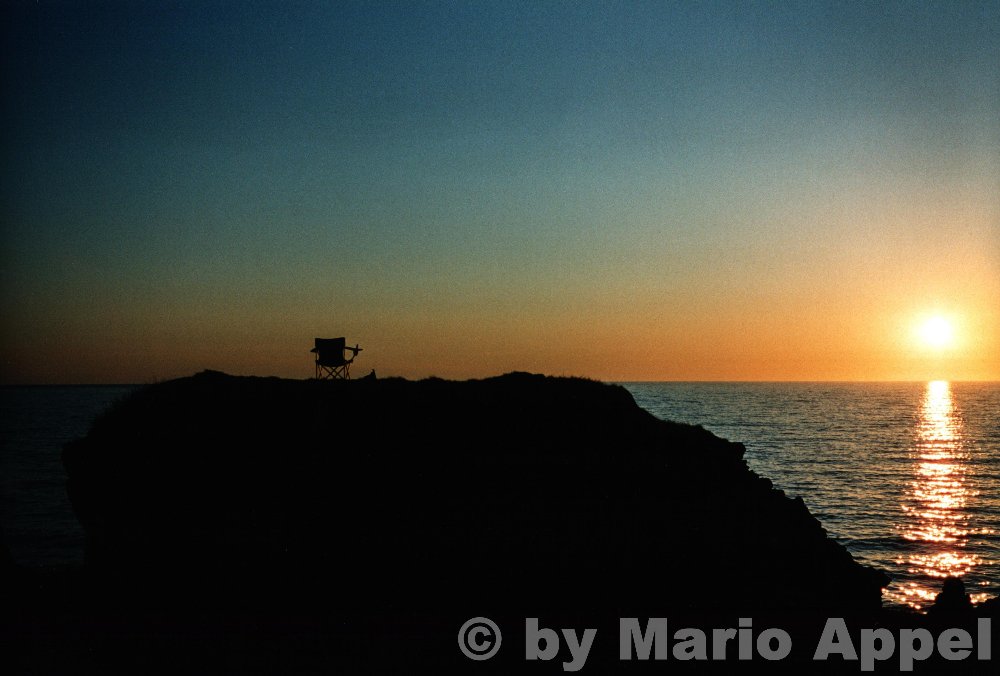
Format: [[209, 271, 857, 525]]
[[2, 1, 998, 383]]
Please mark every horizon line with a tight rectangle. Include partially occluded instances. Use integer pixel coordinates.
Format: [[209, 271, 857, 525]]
[[3, 375, 999, 387]]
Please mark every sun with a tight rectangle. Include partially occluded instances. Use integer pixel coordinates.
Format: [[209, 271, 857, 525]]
[[918, 316, 954, 349]]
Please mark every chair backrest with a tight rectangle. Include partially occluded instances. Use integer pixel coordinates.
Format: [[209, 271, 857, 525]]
[[312, 337, 348, 366]]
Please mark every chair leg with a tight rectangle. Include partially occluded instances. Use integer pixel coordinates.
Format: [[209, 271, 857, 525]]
[[314, 362, 352, 380], [316, 363, 337, 380]]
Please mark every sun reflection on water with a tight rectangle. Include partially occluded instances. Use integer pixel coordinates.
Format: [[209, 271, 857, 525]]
[[889, 380, 986, 610]]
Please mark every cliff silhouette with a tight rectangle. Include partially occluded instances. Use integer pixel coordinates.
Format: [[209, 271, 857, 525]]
[[62, 371, 888, 610], [13, 370, 919, 672]]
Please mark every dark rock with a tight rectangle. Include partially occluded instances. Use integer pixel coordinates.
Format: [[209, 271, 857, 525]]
[[979, 594, 1000, 617], [56, 371, 892, 671], [63, 372, 887, 612], [928, 576, 975, 624]]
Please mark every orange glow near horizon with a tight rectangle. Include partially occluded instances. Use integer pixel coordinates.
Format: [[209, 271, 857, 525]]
[[1, 298, 998, 384], [1, 196, 998, 385]]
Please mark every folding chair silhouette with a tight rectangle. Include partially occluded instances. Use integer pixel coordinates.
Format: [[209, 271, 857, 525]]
[[311, 337, 362, 380]]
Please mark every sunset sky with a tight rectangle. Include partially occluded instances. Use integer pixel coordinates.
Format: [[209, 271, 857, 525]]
[[2, 1, 998, 384]]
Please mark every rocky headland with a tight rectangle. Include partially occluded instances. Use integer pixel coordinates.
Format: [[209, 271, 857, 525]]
[[7, 371, 996, 672], [62, 371, 887, 609]]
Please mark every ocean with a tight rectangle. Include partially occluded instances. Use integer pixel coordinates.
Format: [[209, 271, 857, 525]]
[[1, 386, 137, 566], [2, 381, 998, 611], [624, 381, 1000, 610]]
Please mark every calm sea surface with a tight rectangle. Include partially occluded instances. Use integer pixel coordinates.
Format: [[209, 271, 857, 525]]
[[2, 382, 998, 611], [624, 381, 1000, 610], [1, 386, 137, 566]]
